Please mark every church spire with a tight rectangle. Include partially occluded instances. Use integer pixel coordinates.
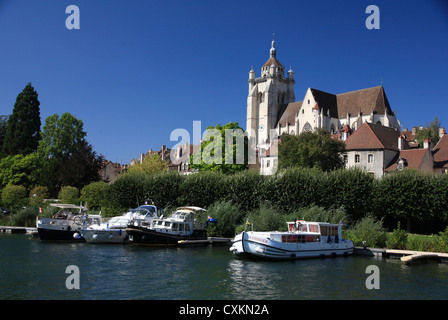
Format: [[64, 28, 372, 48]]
[[270, 33, 276, 58]]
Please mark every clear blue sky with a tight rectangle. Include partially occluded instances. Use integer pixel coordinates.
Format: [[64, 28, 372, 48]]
[[0, 0, 447, 163]]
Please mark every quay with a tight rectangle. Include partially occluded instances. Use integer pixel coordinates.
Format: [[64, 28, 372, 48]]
[[0, 226, 37, 234], [354, 247, 448, 264], [178, 237, 232, 246]]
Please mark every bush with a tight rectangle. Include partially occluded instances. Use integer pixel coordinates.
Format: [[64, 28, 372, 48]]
[[286, 205, 350, 226], [1, 185, 27, 212], [29, 186, 49, 207], [58, 186, 79, 204], [386, 222, 408, 249], [204, 201, 243, 237], [245, 204, 285, 232], [10, 207, 38, 227], [345, 214, 386, 248]]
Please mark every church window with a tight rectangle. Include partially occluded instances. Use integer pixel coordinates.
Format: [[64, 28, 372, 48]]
[[376, 120, 382, 125], [355, 154, 360, 163], [308, 99, 310, 104], [303, 123, 312, 132], [267, 160, 270, 168], [368, 154, 374, 163]]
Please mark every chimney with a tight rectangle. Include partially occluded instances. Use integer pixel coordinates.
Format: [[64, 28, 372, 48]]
[[412, 127, 417, 136], [439, 127, 446, 138]]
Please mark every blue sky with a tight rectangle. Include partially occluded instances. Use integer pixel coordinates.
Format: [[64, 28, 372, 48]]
[[0, 0, 447, 163]]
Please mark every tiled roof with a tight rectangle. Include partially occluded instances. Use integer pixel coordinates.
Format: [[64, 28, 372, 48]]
[[433, 134, 448, 168], [263, 57, 284, 68], [275, 85, 394, 128], [337, 86, 393, 118], [385, 149, 428, 171], [344, 122, 406, 151], [277, 101, 302, 126]]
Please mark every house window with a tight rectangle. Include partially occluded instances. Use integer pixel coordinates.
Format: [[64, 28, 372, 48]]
[[355, 154, 360, 163], [368, 154, 374, 163], [344, 155, 348, 164]]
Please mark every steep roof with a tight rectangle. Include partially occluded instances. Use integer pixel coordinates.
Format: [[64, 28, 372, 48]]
[[433, 134, 448, 168], [344, 122, 406, 151], [310, 88, 338, 118], [275, 85, 394, 128], [277, 101, 302, 126], [336, 86, 393, 118], [263, 57, 284, 68]]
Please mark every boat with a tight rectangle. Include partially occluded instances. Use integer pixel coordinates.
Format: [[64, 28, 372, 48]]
[[125, 206, 208, 246], [36, 203, 103, 241], [80, 205, 162, 244], [229, 220, 354, 260]]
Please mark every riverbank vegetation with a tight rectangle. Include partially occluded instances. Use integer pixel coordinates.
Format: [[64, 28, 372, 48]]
[[2, 168, 448, 252]]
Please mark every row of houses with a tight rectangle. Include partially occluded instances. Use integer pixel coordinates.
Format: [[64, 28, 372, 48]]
[[100, 121, 448, 181]]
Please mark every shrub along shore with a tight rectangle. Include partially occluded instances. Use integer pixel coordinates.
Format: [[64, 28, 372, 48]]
[[2, 168, 448, 252]]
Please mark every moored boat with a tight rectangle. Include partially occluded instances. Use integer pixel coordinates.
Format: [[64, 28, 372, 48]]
[[229, 220, 354, 260], [36, 203, 103, 242], [125, 206, 207, 246], [81, 205, 162, 244]]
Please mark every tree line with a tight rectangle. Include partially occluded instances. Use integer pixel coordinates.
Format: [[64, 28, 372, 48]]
[[0, 83, 103, 197]]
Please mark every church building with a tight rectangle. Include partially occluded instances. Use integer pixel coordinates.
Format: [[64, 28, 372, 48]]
[[247, 38, 401, 174]]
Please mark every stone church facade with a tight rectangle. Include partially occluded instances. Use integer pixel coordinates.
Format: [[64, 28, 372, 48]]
[[247, 38, 401, 174]]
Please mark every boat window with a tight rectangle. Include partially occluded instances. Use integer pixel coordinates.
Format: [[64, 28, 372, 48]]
[[157, 220, 163, 226], [164, 221, 171, 227], [309, 224, 319, 233], [172, 223, 178, 231], [320, 225, 328, 236], [179, 223, 184, 231], [185, 224, 190, 232]]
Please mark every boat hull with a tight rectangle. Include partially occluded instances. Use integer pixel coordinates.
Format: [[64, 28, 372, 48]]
[[230, 232, 354, 261], [125, 226, 207, 246], [81, 229, 128, 244], [37, 227, 85, 242]]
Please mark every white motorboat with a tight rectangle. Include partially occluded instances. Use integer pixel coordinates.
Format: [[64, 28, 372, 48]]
[[81, 205, 162, 244], [125, 206, 208, 246], [230, 220, 354, 260], [36, 203, 103, 242]]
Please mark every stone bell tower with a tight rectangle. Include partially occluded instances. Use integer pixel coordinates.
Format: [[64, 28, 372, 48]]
[[246, 35, 295, 148]]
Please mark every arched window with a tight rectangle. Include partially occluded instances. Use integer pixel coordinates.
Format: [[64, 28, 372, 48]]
[[303, 122, 312, 132]]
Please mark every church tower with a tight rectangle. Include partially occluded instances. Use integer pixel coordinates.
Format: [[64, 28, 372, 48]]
[[247, 36, 295, 148]]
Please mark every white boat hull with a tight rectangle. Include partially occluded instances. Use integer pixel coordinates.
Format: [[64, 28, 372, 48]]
[[230, 231, 354, 260], [81, 229, 128, 244]]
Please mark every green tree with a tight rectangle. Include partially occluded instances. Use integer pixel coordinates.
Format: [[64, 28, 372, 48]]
[[128, 153, 168, 175], [37, 113, 101, 194], [58, 186, 79, 204], [81, 181, 107, 210], [0, 153, 39, 190], [414, 116, 442, 147], [190, 122, 249, 174], [278, 129, 346, 171], [2, 83, 41, 156], [0, 115, 9, 156]]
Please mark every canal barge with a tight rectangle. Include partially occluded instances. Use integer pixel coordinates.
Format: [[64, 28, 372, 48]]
[[81, 205, 162, 244], [36, 203, 103, 241], [230, 220, 354, 260], [125, 206, 207, 246]]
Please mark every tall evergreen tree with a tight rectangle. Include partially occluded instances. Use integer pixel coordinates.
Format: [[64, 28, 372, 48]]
[[2, 83, 41, 155]]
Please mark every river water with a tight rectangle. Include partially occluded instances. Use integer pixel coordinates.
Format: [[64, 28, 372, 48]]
[[1, 234, 447, 301]]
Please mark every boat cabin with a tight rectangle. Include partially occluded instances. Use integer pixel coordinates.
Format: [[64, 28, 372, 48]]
[[150, 207, 206, 236], [284, 220, 342, 244]]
